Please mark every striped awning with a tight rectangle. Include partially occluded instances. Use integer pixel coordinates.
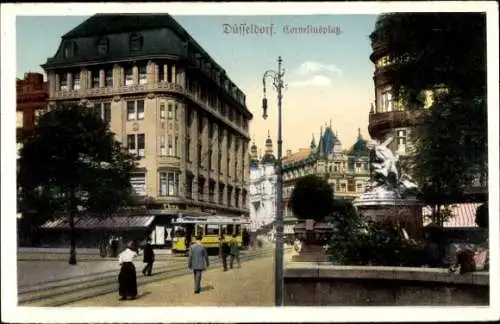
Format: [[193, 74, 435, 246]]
[[423, 203, 482, 228], [40, 215, 155, 230]]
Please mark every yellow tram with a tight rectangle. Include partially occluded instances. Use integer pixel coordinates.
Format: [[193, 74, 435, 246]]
[[171, 215, 250, 253]]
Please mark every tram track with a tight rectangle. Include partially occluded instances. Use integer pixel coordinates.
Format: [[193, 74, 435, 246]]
[[18, 249, 273, 307]]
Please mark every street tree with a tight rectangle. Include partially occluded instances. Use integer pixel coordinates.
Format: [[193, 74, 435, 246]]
[[18, 103, 139, 265], [370, 13, 487, 225], [290, 175, 334, 221]]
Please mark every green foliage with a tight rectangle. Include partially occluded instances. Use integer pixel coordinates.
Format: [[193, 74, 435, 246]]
[[18, 103, 139, 229], [475, 202, 488, 228], [328, 201, 428, 266], [290, 175, 334, 221]]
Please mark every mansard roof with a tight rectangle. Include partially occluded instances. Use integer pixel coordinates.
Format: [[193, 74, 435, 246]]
[[42, 14, 251, 118]]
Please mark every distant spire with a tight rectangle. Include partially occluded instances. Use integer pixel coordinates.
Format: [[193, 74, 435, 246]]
[[330, 119, 332, 128], [310, 133, 316, 149], [267, 130, 270, 138], [358, 127, 362, 138]]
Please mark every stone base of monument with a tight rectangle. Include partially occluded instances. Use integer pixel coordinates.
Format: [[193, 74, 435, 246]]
[[353, 186, 423, 237]]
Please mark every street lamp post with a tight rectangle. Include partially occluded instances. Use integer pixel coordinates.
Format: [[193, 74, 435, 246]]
[[262, 56, 285, 306]]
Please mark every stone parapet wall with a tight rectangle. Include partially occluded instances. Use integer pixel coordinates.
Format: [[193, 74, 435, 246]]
[[284, 262, 489, 306]]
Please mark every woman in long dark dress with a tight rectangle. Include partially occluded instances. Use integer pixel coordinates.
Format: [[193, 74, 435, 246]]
[[118, 241, 138, 300]]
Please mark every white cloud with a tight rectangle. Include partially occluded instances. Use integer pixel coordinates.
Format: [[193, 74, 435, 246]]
[[288, 75, 332, 88], [294, 61, 343, 77]]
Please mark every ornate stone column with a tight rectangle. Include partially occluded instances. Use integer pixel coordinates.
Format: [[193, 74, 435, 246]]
[[147, 60, 155, 84], [99, 69, 105, 88], [67, 72, 73, 90], [132, 66, 139, 85], [163, 64, 169, 83], [49, 72, 57, 96], [113, 64, 122, 88], [55, 73, 60, 92]]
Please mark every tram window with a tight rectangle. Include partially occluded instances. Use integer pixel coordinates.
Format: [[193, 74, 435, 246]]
[[206, 224, 219, 236], [220, 224, 227, 236], [195, 224, 204, 236], [174, 227, 186, 237], [235, 225, 241, 235], [226, 224, 234, 235]]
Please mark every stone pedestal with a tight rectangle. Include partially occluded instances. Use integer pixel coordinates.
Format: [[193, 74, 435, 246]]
[[353, 187, 423, 237]]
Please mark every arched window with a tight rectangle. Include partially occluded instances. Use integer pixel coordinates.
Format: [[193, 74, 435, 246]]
[[97, 37, 109, 56], [129, 33, 143, 51]]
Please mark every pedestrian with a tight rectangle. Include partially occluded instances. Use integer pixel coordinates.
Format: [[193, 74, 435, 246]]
[[229, 234, 241, 269], [188, 234, 209, 294], [142, 237, 155, 276], [118, 241, 138, 301], [219, 234, 230, 271]]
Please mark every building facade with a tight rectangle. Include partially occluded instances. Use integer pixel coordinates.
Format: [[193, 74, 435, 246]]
[[40, 14, 252, 246], [282, 125, 371, 219], [16, 73, 49, 159], [248, 133, 278, 231], [368, 13, 486, 201]]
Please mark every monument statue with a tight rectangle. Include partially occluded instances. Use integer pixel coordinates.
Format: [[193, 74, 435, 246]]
[[353, 136, 422, 237], [366, 137, 418, 197]]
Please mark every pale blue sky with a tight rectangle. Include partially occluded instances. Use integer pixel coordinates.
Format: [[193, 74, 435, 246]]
[[16, 15, 378, 152]]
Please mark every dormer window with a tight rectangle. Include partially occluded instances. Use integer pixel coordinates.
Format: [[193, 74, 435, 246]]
[[97, 37, 109, 56], [63, 41, 76, 58], [130, 33, 143, 52]]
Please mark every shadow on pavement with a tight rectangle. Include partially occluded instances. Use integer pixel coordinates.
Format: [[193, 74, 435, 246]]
[[136, 291, 152, 299], [200, 285, 214, 292]]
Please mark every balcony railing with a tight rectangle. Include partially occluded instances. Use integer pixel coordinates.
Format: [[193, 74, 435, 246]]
[[52, 82, 249, 137], [368, 109, 426, 136]]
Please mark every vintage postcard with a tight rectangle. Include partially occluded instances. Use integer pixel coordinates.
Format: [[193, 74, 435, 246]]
[[1, 1, 499, 323]]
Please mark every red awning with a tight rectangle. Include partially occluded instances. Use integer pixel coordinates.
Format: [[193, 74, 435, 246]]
[[40, 215, 155, 230], [423, 203, 482, 228]]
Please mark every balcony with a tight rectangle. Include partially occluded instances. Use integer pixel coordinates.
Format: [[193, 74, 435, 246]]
[[368, 110, 425, 138], [52, 82, 249, 138]]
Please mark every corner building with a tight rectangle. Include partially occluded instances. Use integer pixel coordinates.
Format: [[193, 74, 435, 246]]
[[41, 14, 252, 245], [368, 14, 486, 200]]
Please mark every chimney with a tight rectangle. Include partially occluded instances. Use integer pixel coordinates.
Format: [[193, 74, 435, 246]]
[[286, 149, 292, 156]]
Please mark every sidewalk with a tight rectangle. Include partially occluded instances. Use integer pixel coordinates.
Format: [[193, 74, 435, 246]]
[[66, 253, 278, 307]]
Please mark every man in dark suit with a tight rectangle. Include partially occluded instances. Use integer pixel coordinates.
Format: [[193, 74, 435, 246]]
[[142, 238, 155, 276], [188, 234, 209, 294], [229, 234, 241, 269], [219, 234, 230, 271]]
